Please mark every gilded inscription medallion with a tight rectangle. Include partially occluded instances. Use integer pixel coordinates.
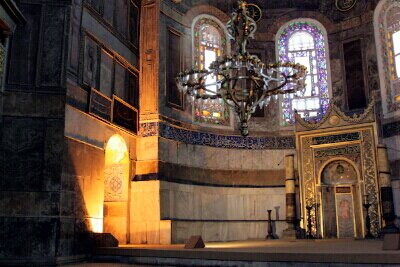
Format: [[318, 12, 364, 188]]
[[329, 115, 340, 126], [335, 0, 357, 12]]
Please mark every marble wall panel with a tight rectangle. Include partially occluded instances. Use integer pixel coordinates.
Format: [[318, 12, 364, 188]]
[[227, 194, 245, 220], [392, 180, 400, 217], [158, 137, 169, 162], [171, 221, 288, 243], [159, 137, 294, 173], [384, 135, 400, 162], [136, 136, 158, 162], [173, 191, 194, 219], [160, 189, 171, 219], [146, 221, 160, 244], [130, 222, 147, 244], [103, 202, 128, 243], [192, 144, 205, 168], [160, 181, 286, 221], [131, 181, 161, 222], [167, 138, 178, 164], [204, 222, 227, 241], [177, 142, 188, 166], [252, 150, 264, 170], [384, 135, 400, 217]]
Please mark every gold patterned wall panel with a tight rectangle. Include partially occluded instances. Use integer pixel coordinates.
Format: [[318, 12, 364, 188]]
[[300, 136, 317, 234], [361, 129, 380, 236], [296, 100, 381, 237]]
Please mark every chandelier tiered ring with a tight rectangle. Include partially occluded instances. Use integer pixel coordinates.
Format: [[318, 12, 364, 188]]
[[176, 0, 307, 136]]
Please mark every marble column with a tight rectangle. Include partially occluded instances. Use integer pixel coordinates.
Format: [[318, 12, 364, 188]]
[[377, 144, 398, 233], [282, 154, 297, 239]]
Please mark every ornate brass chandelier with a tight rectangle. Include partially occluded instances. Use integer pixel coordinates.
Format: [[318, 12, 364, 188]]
[[176, 0, 307, 136]]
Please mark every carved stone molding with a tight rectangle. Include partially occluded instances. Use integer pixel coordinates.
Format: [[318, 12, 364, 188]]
[[295, 98, 376, 132]]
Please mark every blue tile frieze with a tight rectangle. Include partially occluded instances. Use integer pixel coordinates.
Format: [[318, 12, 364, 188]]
[[138, 121, 295, 149], [140, 122, 295, 150]]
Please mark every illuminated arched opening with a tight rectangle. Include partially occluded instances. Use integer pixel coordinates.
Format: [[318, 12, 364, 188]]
[[318, 159, 363, 239], [103, 134, 130, 243]]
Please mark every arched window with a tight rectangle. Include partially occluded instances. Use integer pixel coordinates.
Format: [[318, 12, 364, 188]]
[[374, 0, 400, 116], [192, 16, 230, 126], [277, 20, 331, 126]]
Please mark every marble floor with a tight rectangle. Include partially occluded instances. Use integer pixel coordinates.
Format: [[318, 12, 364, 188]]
[[85, 239, 400, 266]]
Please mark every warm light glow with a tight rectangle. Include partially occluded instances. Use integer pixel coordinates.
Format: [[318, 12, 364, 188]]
[[202, 110, 211, 116], [106, 135, 128, 164], [205, 241, 272, 249], [395, 94, 400, 102], [90, 218, 104, 233]]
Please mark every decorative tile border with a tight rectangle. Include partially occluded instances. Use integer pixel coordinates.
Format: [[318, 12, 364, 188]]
[[139, 121, 295, 149], [383, 120, 400, 138], [139, 122, 159, 137]]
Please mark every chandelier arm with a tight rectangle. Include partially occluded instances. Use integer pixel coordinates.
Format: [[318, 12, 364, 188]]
[[251, 90, 268, 109], [220, 92, 238, 109], [227, 86, 244, 111], [251, 76, 264, 89], [175, 1, 307, 136], [265, 75, 289, 95]]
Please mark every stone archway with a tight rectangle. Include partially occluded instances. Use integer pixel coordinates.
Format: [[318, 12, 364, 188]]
[[320, 160, 362, 239], [103, 134, 129, 243]]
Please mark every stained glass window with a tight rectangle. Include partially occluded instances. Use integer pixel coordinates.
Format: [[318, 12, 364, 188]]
[[277, 21, 330, 126], [193, 17, 230, 126], [375, 0, 400, 114], [392, 31, 400, 78]]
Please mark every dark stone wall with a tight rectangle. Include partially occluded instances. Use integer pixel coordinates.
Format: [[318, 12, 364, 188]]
[[0, 0, 70, 264], [159, 9, 193, 125]]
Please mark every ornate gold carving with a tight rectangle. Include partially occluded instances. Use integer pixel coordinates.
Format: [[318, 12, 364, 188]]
[[295, 98, 375, 131], [302, 136, 317, 234], [297, 100, 381, 238], [335, 0, 357, 12], [329, 115, 340, 126], [314, 145, 360, 158], [361, 130, 380, 236], [104, 165, 125, 201]]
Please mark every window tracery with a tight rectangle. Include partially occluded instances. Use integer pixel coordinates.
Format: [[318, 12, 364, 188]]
[[192, 16, 230, 126], [277, 20, 331, 126], [374, 0, 400, 116]]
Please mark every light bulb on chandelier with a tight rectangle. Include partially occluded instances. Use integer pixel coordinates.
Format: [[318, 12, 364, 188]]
[[176, 0, 307, 136]]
